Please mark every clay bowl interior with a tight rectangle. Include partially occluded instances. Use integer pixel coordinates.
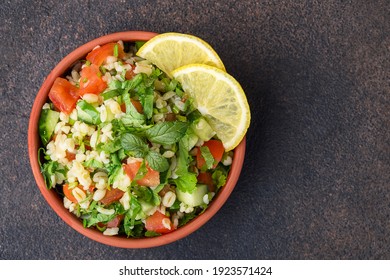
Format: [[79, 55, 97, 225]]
[[28, 31, 246, 248]]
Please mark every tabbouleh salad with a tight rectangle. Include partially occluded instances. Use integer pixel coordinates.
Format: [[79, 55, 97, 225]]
[[38, 40, 232, 237]]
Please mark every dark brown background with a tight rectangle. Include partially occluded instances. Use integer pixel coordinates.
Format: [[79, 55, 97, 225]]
[[1, 0, 389, 259]]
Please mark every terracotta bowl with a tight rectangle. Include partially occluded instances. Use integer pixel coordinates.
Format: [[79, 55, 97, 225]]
[[28, 31, 246, 248]]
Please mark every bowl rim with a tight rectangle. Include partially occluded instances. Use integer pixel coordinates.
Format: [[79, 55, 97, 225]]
[[28, 30, 246, 248]]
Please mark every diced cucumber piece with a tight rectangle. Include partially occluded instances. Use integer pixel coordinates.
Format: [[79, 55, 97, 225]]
[[76, 100, 101, 125], [38, 109, 60, 145], [110, 168, 130, 192], [176, 184, 208, 207], [186, 127, 199, 151], [135, 200, 157, 220], [191, 117, 215, 141], [140, 200, 156, 215]]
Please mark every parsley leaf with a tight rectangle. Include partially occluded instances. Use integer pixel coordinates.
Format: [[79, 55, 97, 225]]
[[40, 160, 67, 189], [176, 135, 191, 176], [98, 138, 121, 153], [83, 202, 124, 228], [139, 88, 154, 119], [134, 160, 148, 182], [145, 231, 161, 237], [123, 73, 143, 90], [101, 89, 122, 100], [212, 166, 228, 188], [178, 211, 197, 227], [200, 146, 214, 170], [123, 195, 142, 237], [173, 172, 197, 193], [123, 92, 145, 123], [82, 158, 103, 169]]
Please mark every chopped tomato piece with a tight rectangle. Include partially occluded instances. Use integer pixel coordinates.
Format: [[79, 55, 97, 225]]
[[196, 140, 225, 169], [145, 211, 174, 234], [120, 99, 143, 114], [88, 185, 95, 192], [100, 188, 124, 205], [106, 214, 124, 228], [79, 64, 107, 95], [86, 42, 125, 67], [197, 172, 215, 192], [65, 151, 76, 161], [63, 184, 85, 204], [131, 99, 144, 114], [123, 160, 160, 187], [48, 77, 79, 114], [125, 64, 136, 80]]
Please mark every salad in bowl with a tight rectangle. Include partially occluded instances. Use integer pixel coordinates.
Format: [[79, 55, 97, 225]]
[[29, 31, 249, 247]]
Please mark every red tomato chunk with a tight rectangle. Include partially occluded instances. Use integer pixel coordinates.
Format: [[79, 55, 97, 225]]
[[86, 42, 125, 67], [145, 211, 174, 234], [48, 77, 79, 114], [79, 64, 107, 95]]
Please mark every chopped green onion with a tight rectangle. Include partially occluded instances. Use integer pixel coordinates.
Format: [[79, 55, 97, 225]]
[[114, 44, 119, 57], [176, 115, 187, 122], [100, 66, 107, 75], [135, 41, 146, 51], [172, 105, 180, 114], [68, 182, 79, 189], [159, 107, 168, 113], [101, 89, 122, 100]]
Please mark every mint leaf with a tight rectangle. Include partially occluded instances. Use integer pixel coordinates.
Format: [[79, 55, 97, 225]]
[[145, 121, 188, 145], [200, 146, 214, 169], [173, 172, 197, 193], [146, 151, 169, 172], [120, 133, 148, 157]]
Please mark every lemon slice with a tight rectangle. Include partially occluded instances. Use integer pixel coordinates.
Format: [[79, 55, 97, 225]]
[[172, 64, 250, 151], [136, 33, 226, 77]]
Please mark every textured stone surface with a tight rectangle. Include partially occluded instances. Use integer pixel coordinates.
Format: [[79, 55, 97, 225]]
[[0, 0, 389, 259]]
